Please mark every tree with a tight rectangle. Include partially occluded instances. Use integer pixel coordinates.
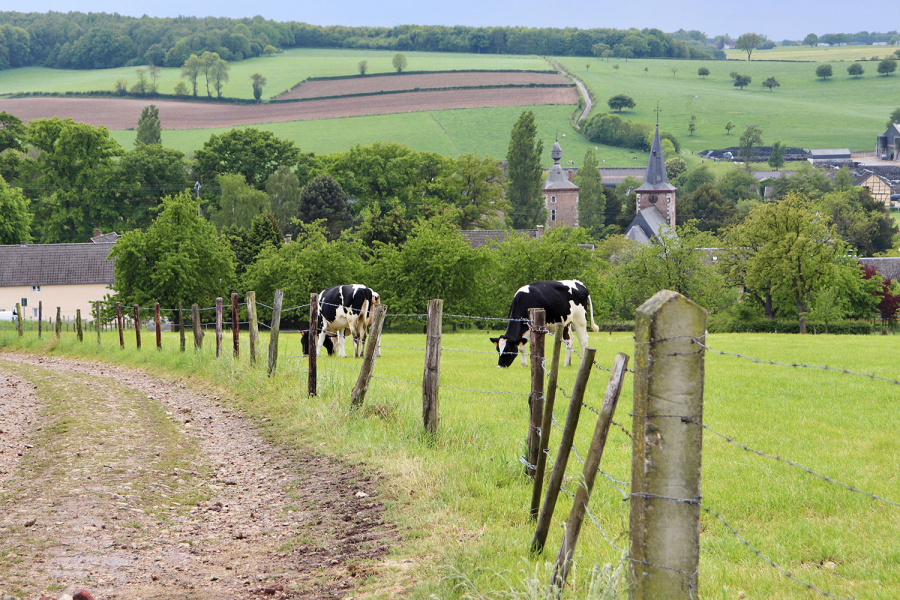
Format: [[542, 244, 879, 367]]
[[688, 114, 696, 136], [729, 70, 738, 81], [505, 110, 545, 229], [762, 76, 780, 91], [297, 174, 355, 239], [109, 191, 236, 309], [0, 176, 31, 244], [878, 59, 897, 76], [392, 52, 407, 73], [725, 121, 735, 135], [816, 64, 833, 80], [847, 62, 865, 78], [736, 32, 763, 60], [677, 184, 737, 233], [888, 107, 900, 128], [671, 67, 678, 77], [358, 60, 368, 75], [194, 128, 301, 191], [665, 156, 688, 180], [768, 140, 785, 170], [173, 81, 189, 98], [716, 168, 760, 202], [448, 154, 507, 230], [739, 125, 763, 164], [607, 94, 636, 113], [265, 165, 303, 235], [803, 33, 819, 46], [573, 149, 607, 238], [209, 55, 230, 98], [0, 111, 25, 154], [135, 104, 161, 146], [114, 144, 190, 232], [130, 68, 149, 96], [673, 164, 715, 197], [250, 73, 266, 103], [181, 54, 203, 97], [697, 67, 709, 78], [209, 173, 270, 231], [733, 74, 752, 89]]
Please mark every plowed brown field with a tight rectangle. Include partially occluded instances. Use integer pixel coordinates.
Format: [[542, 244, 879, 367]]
[[277, 71, 570, 100], [0, 86, 578, 130]]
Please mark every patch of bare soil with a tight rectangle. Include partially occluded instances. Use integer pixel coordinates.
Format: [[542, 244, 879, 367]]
[[277, 71, 570, 100], [0, 86, 578, 130], [0, 353, 397, 600]]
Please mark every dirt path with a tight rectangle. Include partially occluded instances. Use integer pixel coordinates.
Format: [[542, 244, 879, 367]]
[[0, 353, 396, 600]]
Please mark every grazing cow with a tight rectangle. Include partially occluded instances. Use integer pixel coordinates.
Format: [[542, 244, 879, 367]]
[[315, 285, 381, 358], [490, 280, 599, 368], [300, 328, 334, 356]]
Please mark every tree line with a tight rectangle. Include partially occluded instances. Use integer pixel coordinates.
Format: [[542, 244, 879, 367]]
[[0, 11, 714, 72]]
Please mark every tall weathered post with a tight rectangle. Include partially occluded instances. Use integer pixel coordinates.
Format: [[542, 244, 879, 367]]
[[526, 308, 546, 476], [630, 290, 706, 600], [76, 309, 83, 342], [38, 301, 42, 338], [531, 323, 564, 519], [267, 289, 284, 376], [95, 302, 101, 345], [116, 303, 124, 348], [178, 302, 186, 352], [56, 307, 62, 340], [215, 297, 223, 357], [247, 291, 259, 365], [231, 293, 239, 358], [422, 299, 443, 436], [15, 303, 22, 337], [191, 303, 203, 350], [133, 305, 141, 349], [350, 304, 387, 408], [308, 293, 318, 396]]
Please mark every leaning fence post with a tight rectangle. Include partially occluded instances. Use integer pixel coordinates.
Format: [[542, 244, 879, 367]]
[[351, 304, 387, 408], [267, 289, 284, 376], [231, 293, 239, 358], [531, 323, 564, 519], [15, 303, 22, 337], [76, 309, 83, 342], [191, 303, 202, 350], [526, 308, 547, 476], [422, 299, 443, 436], [95, 302, 101, 345], [215, 297, 223, 357], [531, 347, 596, 554], [38, 301, 42, 338], [630, 290, 706, 600], [56, 306, 62, 340], [308, 292, 318, 396], [116, 303, 124, 348], [247, 291, 259, 365], [133, 305, 141, 349], [552, 352, 629, 592], [178, 302, 186, 352], [154, 302, 162, 350]]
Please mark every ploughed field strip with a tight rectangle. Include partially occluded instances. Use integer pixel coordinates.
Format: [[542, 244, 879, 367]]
[[276, 71, 571, 100], [0, 354, 395, 600]]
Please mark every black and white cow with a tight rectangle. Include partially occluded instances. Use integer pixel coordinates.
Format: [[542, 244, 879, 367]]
[[300, 328, 334, 356], [315, 285, 381, 358], [490, 280, 599, 368]]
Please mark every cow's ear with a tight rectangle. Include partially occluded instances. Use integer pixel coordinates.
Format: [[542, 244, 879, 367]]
[[489, 337, 500, 346], [517, 338, 528, 346], [301, 331, 307, 338]]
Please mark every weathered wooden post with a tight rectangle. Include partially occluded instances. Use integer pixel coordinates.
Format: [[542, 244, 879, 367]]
[[552, 352, 629, 591], [350, 304, 387, 408], [630, 290, 706, 600], [531, 324, 564, 519], [56, 307, 62, 340], [526, 308, 547, 476], [215, 297, 223, 357], [422, 299, 443, 436], [267, 289, 284, 376], [15, 302, 22, 337], [247, 291, 259, 365], [191, 303, 202, 350], [308, 292, 318, 396], [154, 302, 162, 350], [178, 302, 186, 352], [38, 301, 42, 338], [116, 303, 124, 348], [133, 305, 141, 349], [76, 309, 83, 342], [95, 302, 101, 345], [231, 293, 239, 358], [531, 348, 596, 553]]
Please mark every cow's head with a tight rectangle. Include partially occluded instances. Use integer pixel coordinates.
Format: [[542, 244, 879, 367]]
[[490, 335, 527, 368], [301, 330, 335, 356]]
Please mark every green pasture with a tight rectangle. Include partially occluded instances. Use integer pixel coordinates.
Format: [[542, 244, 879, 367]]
[[556, 55, 898, 155], [725, 44, 899, 62], [1, 322, 897, 599]]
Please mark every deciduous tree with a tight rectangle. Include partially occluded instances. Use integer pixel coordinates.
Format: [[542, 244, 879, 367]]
[[358, 60, 368, 75], [816, 64, 833, 79], [194, 128, 300, 191], [802, 33, 818, 46], [607, 93, 635, 113], [135, 104, 161, 146], [505, 110, 545, 228], [738, 125, 763, 164], [392, 52, 407, 73], [297, 174, 354, 239], [888, 107, 900, 128], [0, 176, 31, 244], [208, 173, 270, 230], [762, 76, 780, 91], [847, 62, 865, 78], [180, 54, 203, 97], [250, 73, 266, 102], [736, 32, 762, 60], [878, 58, 897, 76], [573, 149, 607, 238], [768, 140, 785, 170], [733, 74, 751, 89], [697, 67, 709, 78]]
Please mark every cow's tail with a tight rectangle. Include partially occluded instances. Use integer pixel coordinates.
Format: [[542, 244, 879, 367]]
[[588, 294, 599, 332]]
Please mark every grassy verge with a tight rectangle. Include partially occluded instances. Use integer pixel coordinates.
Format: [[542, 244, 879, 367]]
[[1, 327, 897, 599]]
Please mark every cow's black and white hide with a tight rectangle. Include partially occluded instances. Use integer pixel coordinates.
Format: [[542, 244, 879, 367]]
[[300, 328, 335, 356], [315, 285, 381, 358], [490, 280, 599, 368]]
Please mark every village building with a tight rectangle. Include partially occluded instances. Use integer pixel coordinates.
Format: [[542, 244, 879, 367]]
[[807, 148, 852, 166], [541, 141, 580, 228], [876, 124, 900, 161], [625, 125, 677, 244]]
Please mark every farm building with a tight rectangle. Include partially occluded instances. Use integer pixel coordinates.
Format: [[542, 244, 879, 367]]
[[853, 170, 894, 207], [459, 227, 542, 248], [542, 141, 580, 229], [876, 124, 900, 161], [0, 231, 117, 322], [625, 125, 677, 244], [807, 149, 852, 165], [858, 257, 900, 282]]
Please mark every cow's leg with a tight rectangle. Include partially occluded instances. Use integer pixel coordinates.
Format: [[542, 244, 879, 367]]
[[573, 324, 590, 363], [519, 331, 530, 366], [336, 327, 347, 358], [563, 338, 573, 367]]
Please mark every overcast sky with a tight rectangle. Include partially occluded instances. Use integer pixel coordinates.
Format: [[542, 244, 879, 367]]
[[5, 0, 891, 42]]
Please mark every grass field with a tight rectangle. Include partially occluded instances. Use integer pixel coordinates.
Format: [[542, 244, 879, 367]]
[[725, 45, 900, 62], [2, 321, 897, 599]]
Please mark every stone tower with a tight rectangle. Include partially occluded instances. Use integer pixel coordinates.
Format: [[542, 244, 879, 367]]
[[635, 126, 677, 227], [542, 140, 580, 228]]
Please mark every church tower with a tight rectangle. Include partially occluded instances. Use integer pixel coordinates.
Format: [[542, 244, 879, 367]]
[[542, 140, 580, 228], [635, 125, 677, 227]]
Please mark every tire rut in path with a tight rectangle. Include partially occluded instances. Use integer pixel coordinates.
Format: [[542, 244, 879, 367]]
[[0, 354, 396, 600]]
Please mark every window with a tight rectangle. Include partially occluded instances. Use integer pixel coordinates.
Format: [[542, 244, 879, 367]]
[[550, 209, 557, 221], [32, 308, 39, 318], [550, 195, 557, 203], [32, 285, 41, 293], [21, 297, 27, 307]]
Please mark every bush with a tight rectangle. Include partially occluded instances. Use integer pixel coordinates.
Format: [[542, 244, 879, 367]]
[[707, 315, 873, 334]]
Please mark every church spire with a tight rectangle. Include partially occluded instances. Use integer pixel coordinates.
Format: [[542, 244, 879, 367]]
[[642, 125, 669, 187]]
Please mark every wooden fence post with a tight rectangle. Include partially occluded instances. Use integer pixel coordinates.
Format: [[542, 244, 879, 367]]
[[526, 308, 547, 476], [95, 302, 101, 345], [308, 292, 318, 396], [133, 305, 141, 349], [38, 301, 42, 338], [231, 293, 239, 358], [76, 309, 83, 342], [247, 291, 258, 365], [630, 290, 706, 600], [154, 302, 162, 350], [15, 303, 22, 337], [267, 289, 284, 377], [116, 303, 124, 348], [178, 302, 186, 352], [552, 352, 629, 591], [56, 306, 62, 340], [215, 297, 223, 357], [422, 299, 443, 436], [191, 303, 202, 350], [531, 323, 564, 519], [531, 348, 596, 554], [350, 304, 387, 408]]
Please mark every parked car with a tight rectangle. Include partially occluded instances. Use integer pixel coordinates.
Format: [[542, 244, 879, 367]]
[[0, 307, 18, 321]]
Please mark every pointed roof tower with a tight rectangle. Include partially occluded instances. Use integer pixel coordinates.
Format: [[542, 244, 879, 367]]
[[544, 140, 579, 192], [636, 126, 675, 193]]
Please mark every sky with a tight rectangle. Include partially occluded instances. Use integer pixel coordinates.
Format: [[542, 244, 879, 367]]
[[4, 0, 892, 42]]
